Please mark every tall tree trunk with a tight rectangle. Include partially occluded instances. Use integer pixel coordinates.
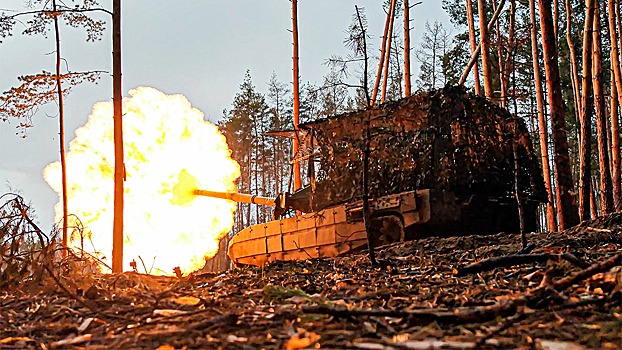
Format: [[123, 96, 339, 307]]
[[609, 0, 622, 207], [292, 0, 301, 192], [494, 0, 507, 107], [529, 0, 557, 231], [553, 0, 559, 40], [565, 0, 583, 118], [52, 0, 68, 254], [578, 0, 596, 221], [478, 0, 494, 99], [593, 4, 614, 215], [466, 0, 482, 95], [617, 0, 622, 55], [403, 0, 412, 96], [112, 0, 124, 273], [458, 0, 506, 86], [372, 0, 395, 105], [611, 79, 621, 210], [538, 0, 580, 229], [590, 181, 598, 217], [381, 0, 397, 103], [503, 0, 516, 108]]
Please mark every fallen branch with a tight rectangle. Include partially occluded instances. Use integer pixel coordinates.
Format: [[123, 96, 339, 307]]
[[302, 299, 517, 325], [553, 253, 620, 292], [456, 253, 590, 276], [187, 313, 238, 330], [303, 253, 621, 326]]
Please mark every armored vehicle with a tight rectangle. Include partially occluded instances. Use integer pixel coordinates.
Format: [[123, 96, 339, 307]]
[[203, 86, 546, 266]]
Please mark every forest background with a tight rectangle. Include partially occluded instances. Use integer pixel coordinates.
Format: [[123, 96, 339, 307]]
[[1, 0, 621, 239]]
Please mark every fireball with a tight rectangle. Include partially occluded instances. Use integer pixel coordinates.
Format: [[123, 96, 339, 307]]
[[43, 87, 240, 275]]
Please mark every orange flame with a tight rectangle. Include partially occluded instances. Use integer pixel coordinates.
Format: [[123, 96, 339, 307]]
[[43, 87, 240, 275]]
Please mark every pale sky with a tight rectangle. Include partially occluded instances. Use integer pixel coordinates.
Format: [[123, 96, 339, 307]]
[[0, 1, 450, 232]]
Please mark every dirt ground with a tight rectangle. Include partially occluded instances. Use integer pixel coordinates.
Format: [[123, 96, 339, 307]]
[[1, 214, 621, 350]]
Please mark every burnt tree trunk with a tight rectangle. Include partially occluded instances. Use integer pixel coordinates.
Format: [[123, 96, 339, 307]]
[[529, 0, 557, 231], [593, 4, 614, 215], [203, 235, 231, 272], [538, 0, 579, 229], [578, 0, 595, 221]]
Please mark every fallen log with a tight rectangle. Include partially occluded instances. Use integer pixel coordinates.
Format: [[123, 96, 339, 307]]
[[456, 253, 590, 276]]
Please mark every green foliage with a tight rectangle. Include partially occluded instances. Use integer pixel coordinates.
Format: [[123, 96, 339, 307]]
[[219, 71, 274, 226]]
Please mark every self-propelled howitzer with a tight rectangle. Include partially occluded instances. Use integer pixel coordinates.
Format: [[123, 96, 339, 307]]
[[210, 86, 547, 266], [198, 187, 434, 266]]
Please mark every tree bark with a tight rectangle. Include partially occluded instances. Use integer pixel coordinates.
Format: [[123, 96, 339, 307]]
[[112, 0, 124, 273], [578, 0, 595, 221], [565, 0, 583, 120], [494, 0, 507, 107], [529, 0, 557, 232], [553, 0, 559, 40], [503, 0, 516, 108], [52, 0, 68, 255], [372, 0, 395, 105], [611, 77, 621, 211], [609, 0, 622, 207], [403, 0, 412, 96], [592, 4, 614, 215], [466, 0, 482, 95], [292, 0, 301, 192], [458, 0, 505, 86], [381, 0, 397, 103], [478, 0, 494, 100], [538, 0, 579, 229]]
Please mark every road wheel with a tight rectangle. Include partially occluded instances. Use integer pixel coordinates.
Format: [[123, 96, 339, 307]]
[[369, 215, 404, 247]]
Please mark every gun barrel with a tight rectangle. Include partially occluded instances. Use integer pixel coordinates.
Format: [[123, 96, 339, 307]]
[[194, 189, 276, 206]]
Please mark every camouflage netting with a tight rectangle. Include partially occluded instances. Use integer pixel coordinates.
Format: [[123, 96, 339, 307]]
[[302, 85, 546, 209]]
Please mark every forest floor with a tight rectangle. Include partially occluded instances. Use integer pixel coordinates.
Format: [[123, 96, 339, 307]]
[[1, 214, 621, 350]]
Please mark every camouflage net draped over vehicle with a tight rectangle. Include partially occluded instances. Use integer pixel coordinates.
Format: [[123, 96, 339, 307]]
[[303, 86, 546, 209]]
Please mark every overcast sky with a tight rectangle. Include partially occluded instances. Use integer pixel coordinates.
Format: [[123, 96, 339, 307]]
[[0, 0, 450, 232]]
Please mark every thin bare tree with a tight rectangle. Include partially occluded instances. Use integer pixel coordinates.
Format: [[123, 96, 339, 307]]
[[292, 0, 302, 192], [51, 0, 69, 254]]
